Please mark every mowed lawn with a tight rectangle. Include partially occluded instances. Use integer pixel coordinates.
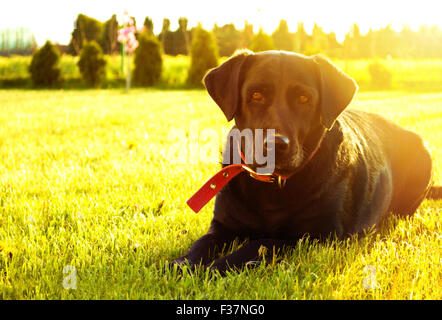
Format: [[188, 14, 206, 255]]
[[0, 89, 440, 299]]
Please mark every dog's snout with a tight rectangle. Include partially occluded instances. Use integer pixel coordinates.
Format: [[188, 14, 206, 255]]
[[264, 134, 290, 152]]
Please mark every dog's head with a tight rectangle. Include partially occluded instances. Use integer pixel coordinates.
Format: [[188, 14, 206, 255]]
[[204, 50, 358, 175]]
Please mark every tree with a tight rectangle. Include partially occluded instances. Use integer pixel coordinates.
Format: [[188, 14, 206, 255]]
[[324, 32, 342, 58], [249, 28, 275, 52], [241, 21, 254, 48], [307, 23, 328, 55], [213, 23, 241, 57], [100, 14, 118, 55], [29, 41, 61, 87], [175, 17, 190, 55], [373, 24, 399, 58], [294, 22, 309, 53], [133, 33, 163, 86], [187, 25, 218, 86], [68, 14, 103, 55], [343, 23, 363, 58], [400, 25, 416, 58], [143, 17, 154, 36], [157, 17, 190, 56], [159, 18, 172, 53], [78, 41, 106, 87], [272, 20, 294, 51]]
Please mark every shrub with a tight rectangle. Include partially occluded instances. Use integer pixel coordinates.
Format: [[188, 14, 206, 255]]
[[78, 41, 106, 87], [187, 25, 218, 86], [249, 28, 275, 52], [133, 33, 163, 87], [29, 41, 61, 87], [368, 61, 392, 89]]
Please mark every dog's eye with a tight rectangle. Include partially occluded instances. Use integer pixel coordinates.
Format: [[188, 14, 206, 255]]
[[251, 91, 264, 102], [298, 95, 309, 104]]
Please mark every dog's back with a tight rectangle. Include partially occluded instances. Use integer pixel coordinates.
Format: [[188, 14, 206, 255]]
[[340, 109, 433, 216], [172, 51, 440, 275]]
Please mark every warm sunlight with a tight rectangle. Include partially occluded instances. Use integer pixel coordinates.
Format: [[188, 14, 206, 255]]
[[1, 0, 442, 45], [0, 0, 441, 303]]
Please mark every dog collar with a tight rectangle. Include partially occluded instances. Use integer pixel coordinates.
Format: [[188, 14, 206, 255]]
[[186, 132, 325, 213]]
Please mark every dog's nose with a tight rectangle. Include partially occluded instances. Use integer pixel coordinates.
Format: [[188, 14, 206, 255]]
[[264, 134, 290, 152]]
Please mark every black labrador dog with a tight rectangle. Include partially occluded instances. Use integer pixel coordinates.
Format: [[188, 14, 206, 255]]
[[171, 50, 439, 275]]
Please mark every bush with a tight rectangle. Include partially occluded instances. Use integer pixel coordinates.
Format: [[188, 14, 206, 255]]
[[29, 41, 61, 87], [187, 26, 218, 86], [368, 61, 392, 89], [133, 33, 163, 87], [78, 41, 106, 87], [249, 29, 275, 52]]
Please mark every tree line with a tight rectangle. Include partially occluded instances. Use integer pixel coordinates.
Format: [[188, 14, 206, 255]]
[[67, 14, 442, 59], [29, 23, 215, 88], [0, 27, 37, 56]]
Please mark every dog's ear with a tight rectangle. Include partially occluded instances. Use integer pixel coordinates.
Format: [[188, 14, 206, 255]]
[[203, 50, 253, 121], [313, 54, 358, 130]]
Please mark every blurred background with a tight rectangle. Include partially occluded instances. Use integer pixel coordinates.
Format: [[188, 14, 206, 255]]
[[0, 0, 441, 300], [1, 0, 442, 91]]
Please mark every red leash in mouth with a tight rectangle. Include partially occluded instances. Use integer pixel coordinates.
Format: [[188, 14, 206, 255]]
[[186, 133, 325, 213]]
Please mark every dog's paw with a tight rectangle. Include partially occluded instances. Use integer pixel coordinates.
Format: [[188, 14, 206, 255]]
[[205, 257, 235, 276], [167, 256, 202, 275], [170, 256, 189, 267], [205, 258, 262, 276], [245, 260, 261, 268]]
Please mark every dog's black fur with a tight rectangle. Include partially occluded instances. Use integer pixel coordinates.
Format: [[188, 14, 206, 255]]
[[171, 50, 438, 275]]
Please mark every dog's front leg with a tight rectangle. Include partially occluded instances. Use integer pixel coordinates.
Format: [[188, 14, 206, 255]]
[[208, 238, 298, 275], [170, 220, 238, 269]]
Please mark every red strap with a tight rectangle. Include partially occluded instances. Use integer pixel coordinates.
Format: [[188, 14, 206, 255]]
[[186, 164, 246, 213], [186, 163, 286, 213], [186, 132, 325, 213]]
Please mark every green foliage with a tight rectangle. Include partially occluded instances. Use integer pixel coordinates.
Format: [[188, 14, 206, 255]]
[[241, 21, 254, 48], [177, 17, 190, 55], [143, 17, 154, 36], [305, 24, 329, 55], [213, 24, 242, 57], [78, 41, 106, 87], [3, 55, 442, 91], [100, 15, 119, 55], [294, 22, 308, 53], [68, 14, 104, 55], [159, 18, 172, 53], [159, 18, 189, 56], [272, 20, 294, 51], [0, 27, 37, 55], [62, 13, 442, 60], [373, 25, 400, 58], [28, 41, 61, 87], [187, 26, 218, 86], [0, 89, 440, 299], [249, 28, 275, 52], [133, 34, 163, 87], [368, 61, 393, 89]]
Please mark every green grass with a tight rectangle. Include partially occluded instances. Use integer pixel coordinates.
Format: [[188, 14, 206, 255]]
[[0, 89, 441, 299], [2, 54, 442, 91], [335, 59, 442, 91]]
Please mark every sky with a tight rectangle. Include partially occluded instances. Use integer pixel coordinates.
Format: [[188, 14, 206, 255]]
[[1, 0, 442, 45]]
